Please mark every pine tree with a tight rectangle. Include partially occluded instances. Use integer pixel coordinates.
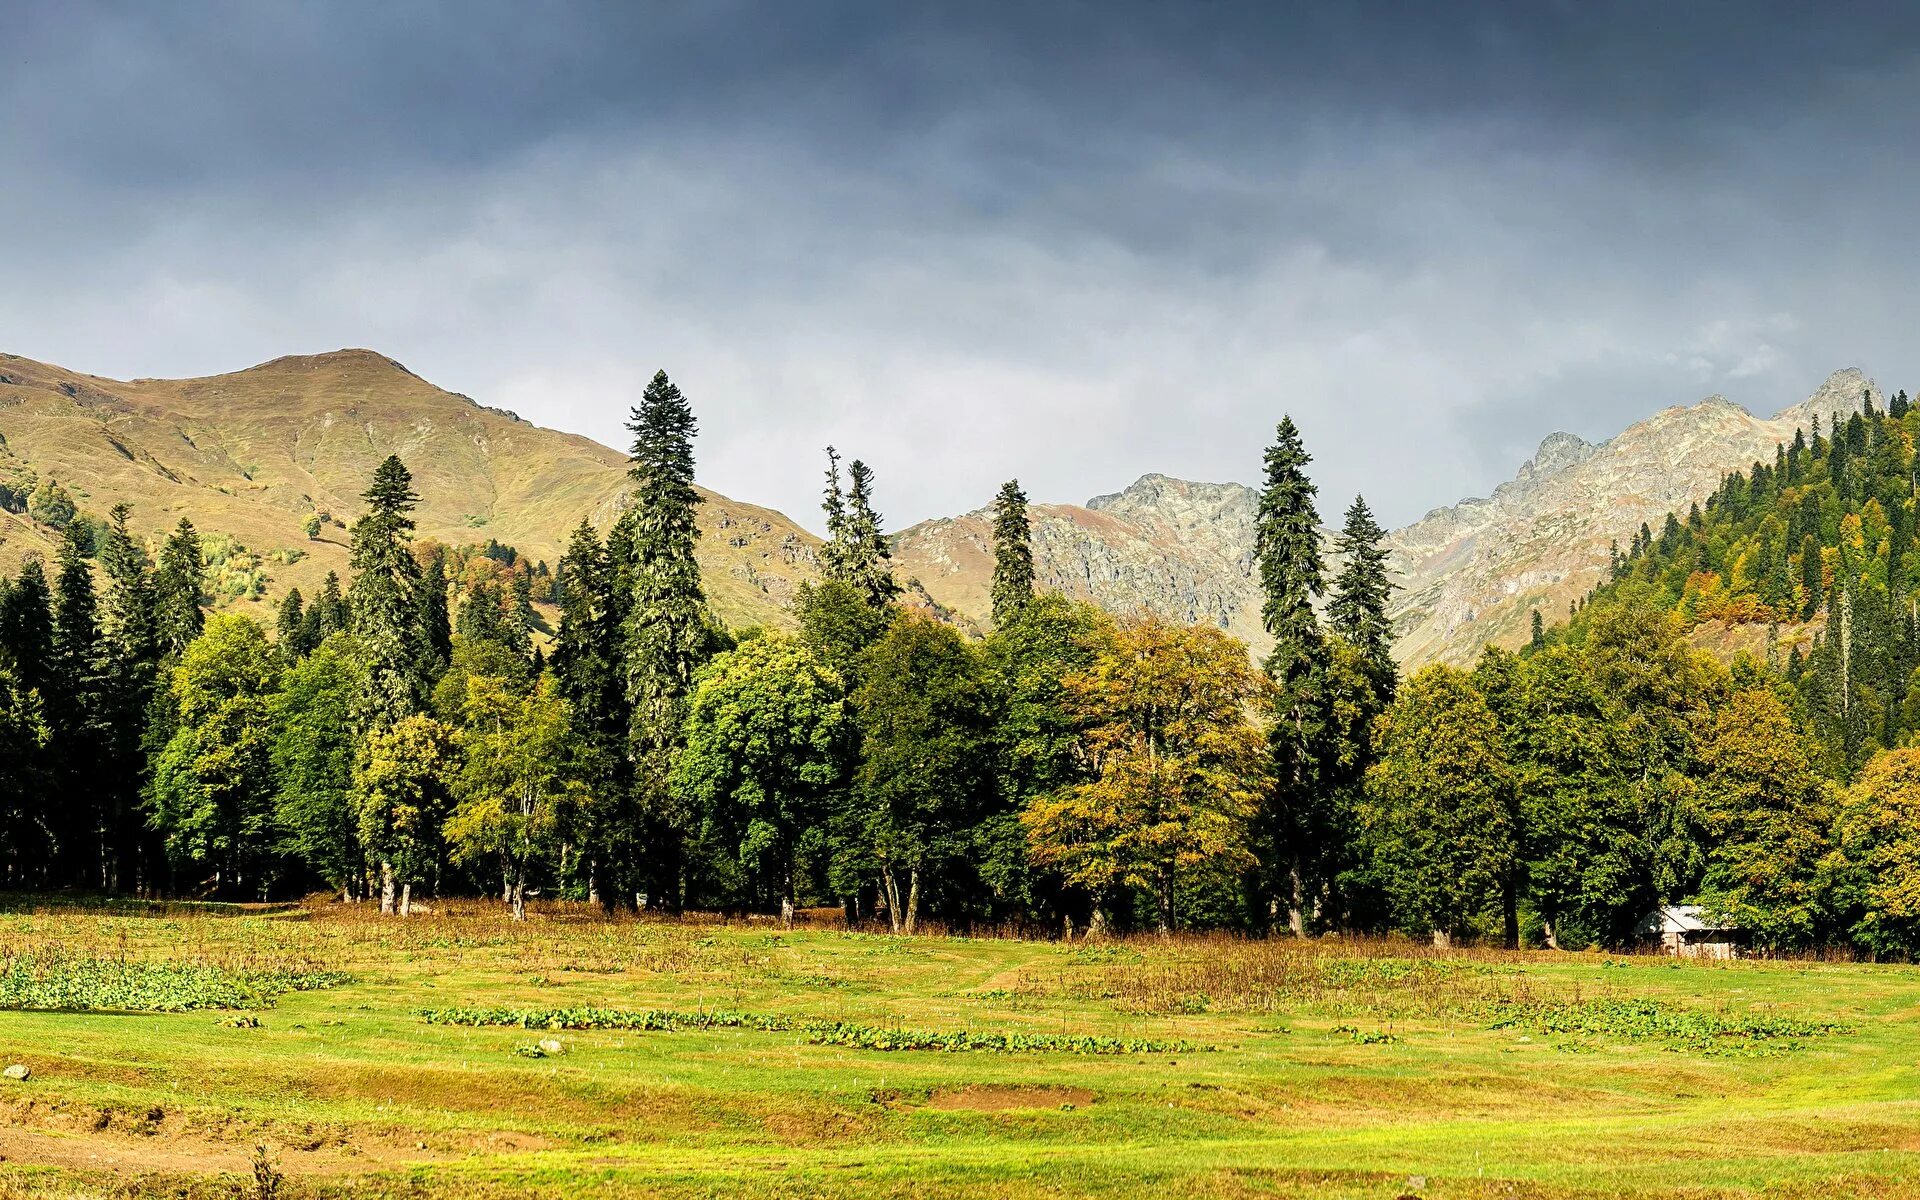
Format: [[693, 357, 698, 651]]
[[819, 452, 900, 608], [348, 456, 429, 730], [1327, 495, 1395, 694], [0, 558, 54, 698], [276, 589, 309, 662], [315, 571, 349, 639], [420, 549, 452, 669], [989, 479, 1034, 628], [1530, 609, 1546, 651], [510, 569, 536, 658], [152, 519, 205, 659], [1254, 416, 1325, 935], [622, 370, 712, 906], [94, 505, 158, 891], [49, 522, 102, 886], [552, 521, 631, 908]]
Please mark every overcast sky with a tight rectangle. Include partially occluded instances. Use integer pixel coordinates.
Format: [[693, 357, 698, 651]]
[[6, 3, 1920, 532]]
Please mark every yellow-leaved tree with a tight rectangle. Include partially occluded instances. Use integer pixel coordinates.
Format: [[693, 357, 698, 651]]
[[1023, 613, 1272, 934]]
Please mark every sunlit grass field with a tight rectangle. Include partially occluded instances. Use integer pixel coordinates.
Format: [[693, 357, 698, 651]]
[[0, 897, 1916, 1199]]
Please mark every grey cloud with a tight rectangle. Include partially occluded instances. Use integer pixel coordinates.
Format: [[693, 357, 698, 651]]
[[5, 3, 1920, 533]]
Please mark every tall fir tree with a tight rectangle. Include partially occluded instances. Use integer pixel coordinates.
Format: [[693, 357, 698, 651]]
[[276, 588, 309, 662], [0, 558, 54, 698], [989, 479, 1035, 628], [50, 522, 103, 886], [152, 519, 205, 659], [315, 571, 349, 639], [1254, 415, 1326, 935], [95, 505, 159, 890], [621, 370, 711, 907], [420, 549, 453, 669], [1327, 495, 1396, 696], [348, 456, 429, 729], [552, 521, 632, 907]]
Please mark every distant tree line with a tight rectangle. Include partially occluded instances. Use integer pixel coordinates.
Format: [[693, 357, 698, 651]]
[[0, 373, 1914, 953]]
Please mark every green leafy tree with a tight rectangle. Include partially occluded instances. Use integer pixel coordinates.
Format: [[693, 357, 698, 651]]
[[145, 615, 283, 897], [354, 713, 460, 914], [446, 675, 585, 920], [1694, 688, 1835, 949], [1364, 664, 1518, 947], [1023, 614, 1273, 934], [853, 612, 996, 932], [271, 634, 368, 897], [989, 479, 1035, 627], [674, 635, 848, 926]]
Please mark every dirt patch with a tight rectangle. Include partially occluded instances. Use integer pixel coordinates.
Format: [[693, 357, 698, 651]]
[[929, 1085, 1093, 1111]]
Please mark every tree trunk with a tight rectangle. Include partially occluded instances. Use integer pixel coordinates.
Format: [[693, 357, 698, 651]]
[[1287, 865, 1307, 937], [399, 883, 412, 917], [903, 869, 921, 936], [1156, 872, 1175, 937], [1542, 918, 1561, 951], [1432, 928, 1452, 950], [379, 861, 395, 915], [509, 868, 526, 921], [1087, 906, 1109, 939], [1502, 878, 1520, 950], [881, 868, 903, 933], [843, 896, 858, 929], [780, 895, 795, 929], [587, 856, 601, 912]]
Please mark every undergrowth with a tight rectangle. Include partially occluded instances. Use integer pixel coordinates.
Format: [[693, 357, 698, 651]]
[[417, 1005, 1208, 1054]]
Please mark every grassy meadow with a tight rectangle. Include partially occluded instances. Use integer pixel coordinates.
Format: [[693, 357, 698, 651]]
[[0, 899, 1916, 1199]]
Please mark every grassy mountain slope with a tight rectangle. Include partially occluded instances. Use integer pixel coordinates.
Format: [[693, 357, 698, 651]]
[[0, 350, 820, 628]]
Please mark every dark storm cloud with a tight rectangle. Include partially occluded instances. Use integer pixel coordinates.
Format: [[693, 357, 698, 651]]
[[6, 2, 1920, 530]]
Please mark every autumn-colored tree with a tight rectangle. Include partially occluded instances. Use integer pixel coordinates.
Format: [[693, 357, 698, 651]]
[[1834, 748, 1920, 957], [1023, 614, 1271, 934]]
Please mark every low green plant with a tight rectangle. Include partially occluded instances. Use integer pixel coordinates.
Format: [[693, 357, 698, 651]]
[[1484, 998, 1848, 1056], [418, 1006, 1208, 1054], [0, 948, 349, 1012]]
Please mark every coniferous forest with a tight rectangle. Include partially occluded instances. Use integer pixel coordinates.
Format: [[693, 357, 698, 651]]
[[0, 372, 1915, 957]]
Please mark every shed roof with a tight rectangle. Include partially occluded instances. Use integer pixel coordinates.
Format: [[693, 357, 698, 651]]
[[1643, 904, 1737, 934]]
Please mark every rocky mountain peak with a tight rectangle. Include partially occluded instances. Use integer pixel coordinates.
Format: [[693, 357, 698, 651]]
[[1778, 367, 1881, 429]]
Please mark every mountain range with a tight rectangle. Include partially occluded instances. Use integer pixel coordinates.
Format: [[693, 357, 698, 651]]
[[0, 350, 1880, 665]]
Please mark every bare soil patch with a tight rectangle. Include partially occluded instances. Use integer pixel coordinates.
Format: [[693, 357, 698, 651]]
[[929, 1085, 1093, 1111]]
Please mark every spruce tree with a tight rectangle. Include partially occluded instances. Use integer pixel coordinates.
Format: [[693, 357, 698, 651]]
[[841, 460, 899, 607], [989, 479, 1034, 628], [315, 571, 349, 638], [276, 589, 309, 662], [1530, 609, 1546, 651], [0, 558, 54, 697], [621, 370, 711, 906], [95, 505, 158, 890], [1327, 495, 1395, 694], [50, 522, 102, 886], [420, 549, 452, 668], [348, 455, 429, 729], [1254, 415, 1326, 935], [152, 519, 205, 659], [552, 520, 632, 907], [510, 569, 536, 658]]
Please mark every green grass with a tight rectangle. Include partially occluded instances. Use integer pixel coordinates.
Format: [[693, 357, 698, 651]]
[[0, 900, 1917, 1198]]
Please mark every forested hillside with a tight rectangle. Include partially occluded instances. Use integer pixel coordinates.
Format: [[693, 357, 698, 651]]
[[1566, 386, 1920, 780]]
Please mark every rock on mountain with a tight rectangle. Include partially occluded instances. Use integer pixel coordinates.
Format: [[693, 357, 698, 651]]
[[893, 369, 1883, 666], [0, 350, 820, 629]]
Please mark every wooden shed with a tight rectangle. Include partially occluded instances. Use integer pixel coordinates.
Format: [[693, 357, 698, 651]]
[[1639, 904, 1741, 959]]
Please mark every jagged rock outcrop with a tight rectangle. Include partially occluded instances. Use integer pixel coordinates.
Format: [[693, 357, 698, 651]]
[[894, 369, 1885, 666]]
